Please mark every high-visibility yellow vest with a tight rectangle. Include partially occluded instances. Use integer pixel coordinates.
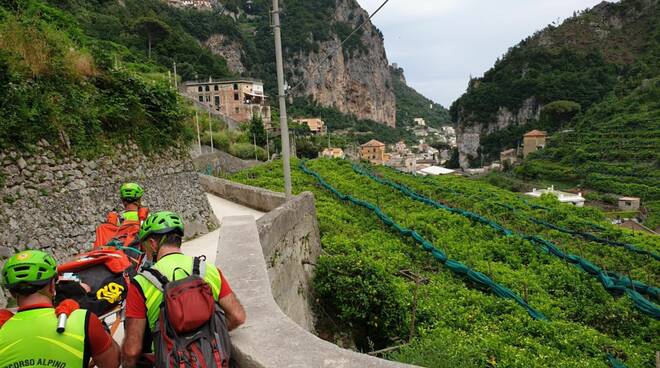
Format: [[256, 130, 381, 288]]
[[134, 253, 222, 331], [0, 308, 87, 368]]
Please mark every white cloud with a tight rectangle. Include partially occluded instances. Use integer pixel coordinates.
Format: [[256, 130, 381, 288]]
[[356, 0, 608, 107]]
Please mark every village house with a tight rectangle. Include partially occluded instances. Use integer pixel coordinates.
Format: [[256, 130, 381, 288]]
[[618, 197, 641, 211], [523, 130, 547, 158], [394, 141, 408, 153], [294, 118, 327, 136], [360, 139, 388, 164], [500, 148, 518, 166], [414, 118, 426, 126], [168, 0, 213, 9], [320, 147, 345, 159], [526, 186, 585, 207], [417, 166, 456, 176], [184, 78, 272, 129]]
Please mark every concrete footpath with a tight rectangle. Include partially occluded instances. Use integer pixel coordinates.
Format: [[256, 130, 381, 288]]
[[110, 193, 264, 344]]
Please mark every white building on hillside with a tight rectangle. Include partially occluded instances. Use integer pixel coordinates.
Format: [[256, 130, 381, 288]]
[[525, 186, 585, 207]]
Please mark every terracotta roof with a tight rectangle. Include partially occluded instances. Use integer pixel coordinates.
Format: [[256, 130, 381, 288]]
[[524, 130, 547, 137], [619, 197, 641, 201], [361, 139, 385, 147], [501, 148, 516, 155]]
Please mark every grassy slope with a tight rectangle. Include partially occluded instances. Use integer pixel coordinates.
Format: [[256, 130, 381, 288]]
[[231, 158, 659, 368], [0, 0, 192, 155]]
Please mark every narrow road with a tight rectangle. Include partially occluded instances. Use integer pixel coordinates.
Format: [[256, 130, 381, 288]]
[[111, 193, 264, 343]]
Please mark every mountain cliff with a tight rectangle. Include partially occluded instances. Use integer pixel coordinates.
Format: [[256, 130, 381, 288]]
[[451, 0, 658, 168]]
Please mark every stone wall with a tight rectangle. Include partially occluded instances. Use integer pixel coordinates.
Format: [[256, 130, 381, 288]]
[[0, 141, 218, 307], [192, 150, 261, 176]]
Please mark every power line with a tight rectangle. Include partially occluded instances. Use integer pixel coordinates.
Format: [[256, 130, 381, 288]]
[[287, 0, 391, 96]]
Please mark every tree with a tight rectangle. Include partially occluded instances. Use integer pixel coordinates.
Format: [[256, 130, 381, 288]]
[[132, 16, 171, 59], [540, 100, 582, 130], [248, 114, 267, 146]]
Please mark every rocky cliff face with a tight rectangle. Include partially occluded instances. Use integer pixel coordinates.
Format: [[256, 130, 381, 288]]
[[285, 0, 396, 127], [456, 97, 541, 168], [205, 34, 246, 74]]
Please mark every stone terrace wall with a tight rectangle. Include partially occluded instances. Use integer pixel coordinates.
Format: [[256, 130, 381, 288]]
[[0, 141, 218, 307]]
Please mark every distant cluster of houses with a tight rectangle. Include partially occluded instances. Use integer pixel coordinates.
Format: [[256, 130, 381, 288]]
[[355, 139, 458, 177]]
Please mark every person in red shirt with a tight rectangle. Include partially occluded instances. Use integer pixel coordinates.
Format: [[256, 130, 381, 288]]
[[122, 211, 245, 368], [0, 250, 120, 368]]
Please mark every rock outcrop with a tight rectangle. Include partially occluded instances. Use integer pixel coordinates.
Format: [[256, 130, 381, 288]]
[[457, 97, 541, 168], [286, 0, 396, 127], [205, 34, 246, 74], [0, 141, 218, 307]]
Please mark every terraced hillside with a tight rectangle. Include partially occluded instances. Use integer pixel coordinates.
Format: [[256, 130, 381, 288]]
[[231, 158, 659, 368]]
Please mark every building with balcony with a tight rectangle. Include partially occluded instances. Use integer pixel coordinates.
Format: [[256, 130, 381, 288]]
[[185, 78, 272, 129], [294, 118, 327, 136]]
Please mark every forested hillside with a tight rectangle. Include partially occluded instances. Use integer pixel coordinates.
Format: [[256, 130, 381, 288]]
[[0, 0, 192, 155], [390, 65, 450, 128], [232, 158, 659, 368], [451, 0, 659, 168]]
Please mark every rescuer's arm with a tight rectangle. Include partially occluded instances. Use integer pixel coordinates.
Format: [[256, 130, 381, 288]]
[[87, 312, 120, 368], [122, 318, 146, 368], [218, 293, 246, 331]]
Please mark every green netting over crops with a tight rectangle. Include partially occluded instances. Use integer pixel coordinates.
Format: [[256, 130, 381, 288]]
[[498, 203, 660, 261], [352, 163, 660, 319], [300, 161, 547, 321]]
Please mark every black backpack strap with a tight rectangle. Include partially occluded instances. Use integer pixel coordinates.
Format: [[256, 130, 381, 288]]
[[193, 256, 207, 277], [140, 267, 169, 292]]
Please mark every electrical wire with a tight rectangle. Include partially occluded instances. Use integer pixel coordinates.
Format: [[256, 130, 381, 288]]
[[287, 0, 391, 96]]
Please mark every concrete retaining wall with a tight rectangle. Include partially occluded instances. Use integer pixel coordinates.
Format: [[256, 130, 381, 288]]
[[199, 176, 285, 213], [256, 192, 321, 331], [217, 216, 416, 368], [192, 150, 261, 175]]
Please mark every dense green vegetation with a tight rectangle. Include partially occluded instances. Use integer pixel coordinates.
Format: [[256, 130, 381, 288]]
[[450, 0, 659, 228], [0, 0, 193, 155], [390, 66, 450, 128], [231, 158, 658, 367]]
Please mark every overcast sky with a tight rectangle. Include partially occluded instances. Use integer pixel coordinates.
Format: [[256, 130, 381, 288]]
[[356, 0, 607, 107]]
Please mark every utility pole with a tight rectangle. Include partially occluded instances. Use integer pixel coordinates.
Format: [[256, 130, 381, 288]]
[[195, 111, 202, 155], [272, 0, 292, 200], [208, 107, 214, 152], [173, 61, 178, 90], [266, 129, 271, 161]]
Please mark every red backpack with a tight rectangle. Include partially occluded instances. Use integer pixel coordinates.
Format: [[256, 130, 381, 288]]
[[140, 257, 232, 368], [94, 207, 149, 248]]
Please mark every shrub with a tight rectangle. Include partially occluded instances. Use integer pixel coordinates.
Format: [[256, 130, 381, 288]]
[[229, 142, 267, 161], [313, 254, 406, 349]]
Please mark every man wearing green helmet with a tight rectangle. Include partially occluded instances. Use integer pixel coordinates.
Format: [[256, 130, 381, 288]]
[[121, 211, 246, 368], [118, 182, 147, 223], [0, 250, 120, 368], [94, 182, 149, 248]]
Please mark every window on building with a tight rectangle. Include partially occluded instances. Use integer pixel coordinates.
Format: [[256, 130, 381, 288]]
[[198, 86, 203, 92], [214, 96, 220, 106], [235, 107, 240, 114], [205, 85, 210, 92], [214, 85, 219, 91], [233, 83, 238, 90], [198, 96, 204, 102], [206, 96, 210, 102], [625, 201, 632, 206], [234, 93, 239, 101]]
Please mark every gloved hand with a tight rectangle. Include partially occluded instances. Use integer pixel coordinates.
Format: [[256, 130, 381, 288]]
[[0, 309, 14, 328], [55, 299, 80, 317]]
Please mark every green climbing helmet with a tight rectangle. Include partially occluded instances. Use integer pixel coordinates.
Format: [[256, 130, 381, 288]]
[[138, 211, 185, 241], [119, 182, 144, 202], [2, 250, 58, 290]]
